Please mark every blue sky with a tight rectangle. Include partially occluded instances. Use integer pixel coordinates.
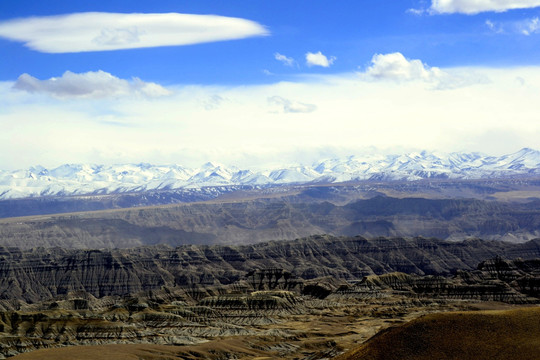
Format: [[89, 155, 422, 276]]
[[1, 0, 540, 169], [3, 0, 540, 84]]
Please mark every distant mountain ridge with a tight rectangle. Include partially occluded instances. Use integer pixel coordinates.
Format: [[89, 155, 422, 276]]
[[1, 148, 540, 200], [2, 196, 540, 246]]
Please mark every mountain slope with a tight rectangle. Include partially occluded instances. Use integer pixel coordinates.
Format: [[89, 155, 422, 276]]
[[2, 148, 540, 200], [335, 307, 540, 360], [2, 196, 540, 248]]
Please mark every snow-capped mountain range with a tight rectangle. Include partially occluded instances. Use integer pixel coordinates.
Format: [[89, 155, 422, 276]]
[[1, 148, 540, 200]]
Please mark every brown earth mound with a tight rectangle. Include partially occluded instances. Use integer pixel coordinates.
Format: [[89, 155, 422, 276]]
[[9, 339, 270, 360], [335, 307, 540, 360], [10, 344, 181, 360]]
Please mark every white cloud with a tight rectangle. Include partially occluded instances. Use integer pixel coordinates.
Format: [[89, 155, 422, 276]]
[[518, 17, 540, 34], [485, 19, 500, 32], [1, 62, 540, 170], [305, 51, 336, 67], [274, 53, 295, 66], [364, 53, 443, 81], [13, 70, 172, 99], [0, 12, 268, 53], [268, 96, 317, 113], [362, 52, 489, 90], [485, 16, 540, 34], [406, 8, 427, 15], [430, 0, 540, 14]]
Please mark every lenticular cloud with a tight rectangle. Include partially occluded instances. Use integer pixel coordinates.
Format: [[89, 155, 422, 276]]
[[0, 12, 268, 53], [430, 0, 540, 14]]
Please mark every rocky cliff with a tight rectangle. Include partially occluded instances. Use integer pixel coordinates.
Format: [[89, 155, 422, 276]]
[[0, 235, 538, 358], [0, 235, 539, 305], [0, 251, 538, 359]]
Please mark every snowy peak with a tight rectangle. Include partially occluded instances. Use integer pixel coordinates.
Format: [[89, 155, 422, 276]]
[[496, 148, 540, 170], [1, 148, 540, 200]]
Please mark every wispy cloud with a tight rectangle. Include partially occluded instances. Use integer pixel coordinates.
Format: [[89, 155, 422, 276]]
[[13, 70, 172, 99], [485, 19, 503, 33], [268, 96, 317, 113], [0, 12, 268, 53], [305, 51, 336, 67], [520, 17, 540, 34], [429, 0, 540, 14], [486, 16, 540, 35], [274, 52, 295, 66], [406, 8, 427, 16], [202, 94, 226, 110]]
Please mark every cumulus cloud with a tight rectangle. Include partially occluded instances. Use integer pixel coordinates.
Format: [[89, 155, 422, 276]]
[[362, 52, 488, 90], [268, 96, 317, 113], [274, 52, 295, 66], [305, 51, 336, 67], [430, 0, 540, 14], [0, 12, 268, 53], [13, 70, 172, 99], [365, 53, 444, 82]]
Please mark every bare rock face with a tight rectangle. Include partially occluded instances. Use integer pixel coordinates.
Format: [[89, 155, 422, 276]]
[[335, 257, 540, 304], [0, 236, 539, 305], [245, 269, 299, 291], [0, 240, 537, 358], [0, 254, 537, 359]]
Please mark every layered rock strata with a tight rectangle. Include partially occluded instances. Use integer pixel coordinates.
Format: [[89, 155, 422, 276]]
[[0, 236, 539, 304]]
